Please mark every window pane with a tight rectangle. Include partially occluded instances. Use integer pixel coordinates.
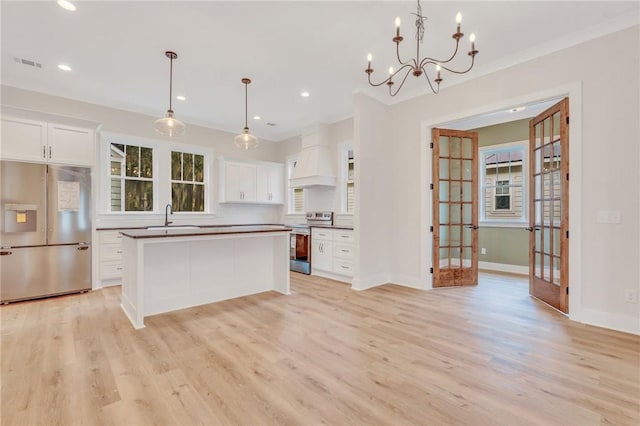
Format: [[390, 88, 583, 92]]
[[439, 159, 449, 180], [110, 161, 121, 177], [462, 160, 472, 180], [194, 155, 204, 182], [110, 178, 122, 212], [461, 138, 472, 159], [140, 147, 153, 178], [171, 151, 182, 180], [439, 204, 449, 224], [124, 180, 153, 211], [183, 153, 194, 181], [125, 145, 139, 177], [450, 137, 461, 159], [439, 136, 449, 157]]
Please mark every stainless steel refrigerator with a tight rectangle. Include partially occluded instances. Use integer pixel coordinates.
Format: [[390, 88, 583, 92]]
[[1, 160, 91, 303]]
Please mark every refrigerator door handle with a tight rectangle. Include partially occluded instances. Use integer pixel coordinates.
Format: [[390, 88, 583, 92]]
[[0, 251, 13, 256], [77, 246, 89, 251]]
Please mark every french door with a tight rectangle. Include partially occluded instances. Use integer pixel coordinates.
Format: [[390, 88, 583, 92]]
[[432, 129, 479, 287], [528, 98, 569, 313]]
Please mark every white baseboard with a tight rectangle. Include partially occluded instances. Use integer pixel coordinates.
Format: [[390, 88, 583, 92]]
[[388, 274, 426, 290], [351, 274, 389, 291], [578, 308, 640, 335], [479, 261, 528, 275]]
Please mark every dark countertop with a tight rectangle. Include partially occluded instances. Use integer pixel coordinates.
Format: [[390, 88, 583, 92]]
[[310, 225, 354, 231], [119, 225, 292, 239], [97, 223, 284, 231]]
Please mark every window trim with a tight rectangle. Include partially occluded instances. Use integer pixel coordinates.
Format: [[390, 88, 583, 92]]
[[104, 134, 158, 214], [479, 140, 528, 225], [339, 141, 354, 215], [169, 147, 210, 214], [286, 154, 305, 214]]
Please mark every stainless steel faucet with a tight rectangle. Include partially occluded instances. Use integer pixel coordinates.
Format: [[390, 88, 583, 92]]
[[164, 203, 173, 226]]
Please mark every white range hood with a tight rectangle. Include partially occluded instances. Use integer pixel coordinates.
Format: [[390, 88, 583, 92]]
[[289, 124, 336, 188]]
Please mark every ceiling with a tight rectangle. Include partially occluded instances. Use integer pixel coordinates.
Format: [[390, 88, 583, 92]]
[[2, 1, 638, 141]]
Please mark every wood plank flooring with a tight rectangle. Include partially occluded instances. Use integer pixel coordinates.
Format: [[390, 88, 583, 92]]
[[2, 272, 639, 425]]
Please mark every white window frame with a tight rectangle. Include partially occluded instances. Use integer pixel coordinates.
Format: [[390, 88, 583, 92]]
[[100, 132, 215, 216], [286, 154, 305, 214], [103, 134, 158, 214], [168, 144, 212, 214], [479, 140, 528, 226], [339, 141, 354, 215]]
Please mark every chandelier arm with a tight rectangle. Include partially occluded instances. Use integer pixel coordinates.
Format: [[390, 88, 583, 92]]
[[367, 64, 414, 87], [420, 66, 440, 94], [395, 41, 414, 67], [426, 55, 476, 75], [418, 39, 461, 69], [389, 67, 414, 96]]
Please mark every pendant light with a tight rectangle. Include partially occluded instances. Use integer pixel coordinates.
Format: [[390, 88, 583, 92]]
[[234, 78, 259, 150], [154, 51, 185, 137]]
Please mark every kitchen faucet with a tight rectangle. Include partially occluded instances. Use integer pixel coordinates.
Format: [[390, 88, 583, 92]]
[[164, 203, 173, 226]]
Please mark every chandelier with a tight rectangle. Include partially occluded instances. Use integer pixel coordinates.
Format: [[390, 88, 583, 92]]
[[365, 0, 479, 96]]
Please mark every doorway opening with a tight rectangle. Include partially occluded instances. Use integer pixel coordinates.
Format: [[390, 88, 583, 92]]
[[427, 95, 571, 314]]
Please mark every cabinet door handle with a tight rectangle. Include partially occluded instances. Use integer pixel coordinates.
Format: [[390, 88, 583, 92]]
[[49, 146, 52, 159], [341, 249, 349, 253], [43, 146, 46, 159], [116, 250, 122, 254], [77, 246, 89, 251], [341, 235, 349, 238], [0, 251, 13, 256]]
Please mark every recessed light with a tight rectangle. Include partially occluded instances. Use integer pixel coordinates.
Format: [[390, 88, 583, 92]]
[[57, 0, 76, 11], [253, 116, 261, 120], [509, 106, 525, 113], [57, 64, 72, 71], [301, 91, 310, 97], [176, 95, 186, 101]]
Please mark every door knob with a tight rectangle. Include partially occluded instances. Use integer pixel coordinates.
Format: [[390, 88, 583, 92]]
[[464, 225, 479, 230]]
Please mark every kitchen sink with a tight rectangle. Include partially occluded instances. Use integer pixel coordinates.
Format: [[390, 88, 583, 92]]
[[146, 225, 201, 230]]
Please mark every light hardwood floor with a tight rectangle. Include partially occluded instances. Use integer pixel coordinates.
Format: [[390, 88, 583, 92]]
[[2, 272, 639, 425]]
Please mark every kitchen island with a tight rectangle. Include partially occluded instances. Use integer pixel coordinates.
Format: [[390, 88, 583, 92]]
[[119, 225, 291, 329]]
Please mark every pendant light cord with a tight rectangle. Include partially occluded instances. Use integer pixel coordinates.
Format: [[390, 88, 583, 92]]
[[168, 55, 174, 113], [244, 81, 248, 130]]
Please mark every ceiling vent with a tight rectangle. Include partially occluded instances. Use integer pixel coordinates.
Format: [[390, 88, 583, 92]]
[[13, 57, 42, 68]]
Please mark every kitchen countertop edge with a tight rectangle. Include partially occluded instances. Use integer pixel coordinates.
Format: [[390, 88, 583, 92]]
[[119, 225, 292, 239]]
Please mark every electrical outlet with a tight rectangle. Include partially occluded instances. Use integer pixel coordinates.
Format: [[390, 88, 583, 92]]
[[624, 289, 638, 304], [481, 248, 487, 255]]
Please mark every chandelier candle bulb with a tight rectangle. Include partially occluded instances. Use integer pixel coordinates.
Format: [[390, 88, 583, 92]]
[[395, 16, 401, 37], [456, 12, 462, 33]]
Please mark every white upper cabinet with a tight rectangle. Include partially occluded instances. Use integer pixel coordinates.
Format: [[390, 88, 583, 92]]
[[1, 116, 94, 166], [256, 164, 284, 204], [219, 158, 284, 204], [1, 117, 47, 162], [225, 161, 257, 202], [47, 123, 94, 166]]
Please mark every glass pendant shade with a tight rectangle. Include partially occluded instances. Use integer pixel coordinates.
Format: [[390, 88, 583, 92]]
[[155, 110, 185, 137], [234, 127, 259, 150]]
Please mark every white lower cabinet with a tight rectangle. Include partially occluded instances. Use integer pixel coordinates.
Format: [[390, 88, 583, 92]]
[[98, 230, 124, 286], [311, 228, 354, 282]]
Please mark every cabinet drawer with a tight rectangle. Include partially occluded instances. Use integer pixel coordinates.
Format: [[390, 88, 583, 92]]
[[100, 260, 123, 279], [333, 230, 353, 243], [101, 231, 124, 244], [333, 259, 354, 277], [312, 229, 332, 241], [334, 243, 354, 260], [101, 244, 123, 260]]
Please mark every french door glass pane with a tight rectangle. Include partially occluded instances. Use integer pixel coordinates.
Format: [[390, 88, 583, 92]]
[[462, 203, 472, 224], [439, 182, 449, 202], [439, 136, 450, 157], [439, 226, 449, 245], [462, 160, 472, 180], [450, 137, 461, 159], [451, 182, 461, 202], [450, 203, 461, 224], [462, 139, 472, 159], [439, 159, 450, 179], [440, 204, 450, 224], [451, 159, 461, 180], [462, 182, 472, 202]]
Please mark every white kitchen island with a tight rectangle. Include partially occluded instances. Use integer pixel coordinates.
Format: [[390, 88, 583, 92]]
[[119, 225, 291, 329]]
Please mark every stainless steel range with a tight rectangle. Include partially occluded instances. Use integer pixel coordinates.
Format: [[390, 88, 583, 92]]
[[289, 211, 333, 274]]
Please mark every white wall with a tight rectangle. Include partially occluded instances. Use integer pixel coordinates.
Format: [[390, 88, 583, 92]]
[[361, 26, 639, 333], [1, 85, 285, 227], [353, 93, 392, 290]]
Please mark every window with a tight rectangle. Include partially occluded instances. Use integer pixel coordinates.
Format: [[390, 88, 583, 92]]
[[110, 143, 153, 212], [171, 150, 205, 212], [287, 155, 305, 214], [480, 141, 527, 223], [341, 144, 355, 214], [494, 180, 511, 210]]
